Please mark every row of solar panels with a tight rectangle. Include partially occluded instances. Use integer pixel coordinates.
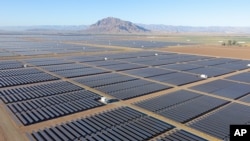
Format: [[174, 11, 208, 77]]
[[135, 88, 250, 140], [0, 51, 16, 57], [0, 73, 58, 88], [74, 73, 138, 88], [1, 40, 116, 55], [135, 90, 229, 123], [1, 51, 249, 75], [191, 79, 250, 100], [156, 129, 208, 141], [28, 106, 210, 141], [0, 81, 82, 103], [0, 61, 24, 70], [29, 107, 175, 141], [189, 103, 250, 139], [2, 62, 246, 103], [9, 91, 103, 125], [73, 73, 172, 100]]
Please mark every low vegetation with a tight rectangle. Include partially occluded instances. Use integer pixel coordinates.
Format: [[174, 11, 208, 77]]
[[222, 40, 241, 46]]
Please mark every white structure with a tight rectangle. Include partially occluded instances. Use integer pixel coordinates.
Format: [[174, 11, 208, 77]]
[[199, 74, 208, 79], [100, 97, 111, 104], [23, 64, 28, 68], [247, 64, 250, 67], [104, 57, 108, 61], [154, 53, 158, 56], [238, 41, 246, 44]]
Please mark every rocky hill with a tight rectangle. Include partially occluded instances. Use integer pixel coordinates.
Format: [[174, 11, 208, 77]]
[[85, 17, 150, 33]]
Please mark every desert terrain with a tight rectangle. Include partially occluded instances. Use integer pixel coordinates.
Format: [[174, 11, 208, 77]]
[[0, 33, 250, 141]]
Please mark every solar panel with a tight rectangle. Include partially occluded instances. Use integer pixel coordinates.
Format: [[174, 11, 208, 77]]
[[0, 81, 83, 103], [0, 61, 24, 70], [191, 79, 250, 99], [123, 67, 176, 78], [211, 61, 249, 71], [6, 90, 103, 125], [86, 60, 126, 66], [159, 96, 228, 123], [74, 73, 137, 88], [30, 107, 175, 141], [189, 58, 240, 66], [99, 63, 146, 71], [52, 67, 110, 78], [158, 130, 208, 141], [239, 95, 250, 103], [0, 71, 58, 88], [96, 79, 172, 100], [225, 72, 250, 84], [134, 90, 201, 112], [149, 72, 203, 86], [189, 103, 250, 139], [23, 58, 73, 66], [42, 63, 89, 72], [160, 63, 204, 71], [186, 67, 234, 77]]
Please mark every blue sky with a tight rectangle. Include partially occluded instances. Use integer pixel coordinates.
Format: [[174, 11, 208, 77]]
[[1, 0, 249, 26]]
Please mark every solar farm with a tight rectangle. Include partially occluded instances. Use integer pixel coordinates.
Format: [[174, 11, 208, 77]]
[[0, 34, 250, 141]]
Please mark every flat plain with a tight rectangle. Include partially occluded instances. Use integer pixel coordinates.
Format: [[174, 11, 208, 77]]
[[0, 34, 250, 141]]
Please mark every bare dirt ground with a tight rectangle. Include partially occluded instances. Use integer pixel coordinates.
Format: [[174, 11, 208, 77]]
[[0, 127, 6, 141], [159, 45, 250, 60]]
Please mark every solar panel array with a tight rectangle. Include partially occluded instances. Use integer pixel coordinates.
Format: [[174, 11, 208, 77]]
[[135, 90, 229, 123], [240, 95, 250, 103], [23, 58, 74, 66], [189, 103, 250, 139], [158, 96, 228, 123], [0, 38, 116, 56], [124, 68, 176, 78], [95, 79, 171, 100], [156, 129, 208, 141], [191, 79, 250, 99], [86, 40, 192, 48], [1, 35, 250, 141], [74, 72, 172, 100], [147, 72, 203, 86], [74, 73, 138, 88], [8, 90, 103, 125], [0, 81, 103, 125], [42, 63, 90, 72], [50, 67, 110, 78], [0, 60, 25, 70], [135, 90, 202, 112], [225, 72, 250, 84], [29, 107, 175, 141], [186, 67, 234, 77], [0, 68, 58, 88]]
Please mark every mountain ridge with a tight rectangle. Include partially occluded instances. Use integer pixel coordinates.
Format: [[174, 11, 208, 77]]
[[1, 17, 250, 34], [138, 24, 250, 33], [85, 17, 150, 33]]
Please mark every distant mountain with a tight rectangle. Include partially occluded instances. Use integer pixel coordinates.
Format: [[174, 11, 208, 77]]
[[138, 24, 250, 33], [1, 18, 250, 34], [85, 17, 150, 33]]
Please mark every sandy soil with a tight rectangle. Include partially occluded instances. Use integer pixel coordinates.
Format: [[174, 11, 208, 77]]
[[159, 45, 250, 60], [0, 127, 6, 141]]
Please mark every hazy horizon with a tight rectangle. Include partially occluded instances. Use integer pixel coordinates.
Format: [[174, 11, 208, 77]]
[[1, 0, 250, 27]]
